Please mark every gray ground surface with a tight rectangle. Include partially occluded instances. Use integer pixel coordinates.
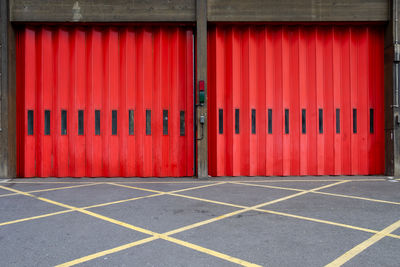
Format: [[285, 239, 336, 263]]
[[0, 176, 399, 267]]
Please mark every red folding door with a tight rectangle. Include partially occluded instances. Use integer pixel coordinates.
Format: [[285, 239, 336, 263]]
[[16, 26, 194, 177], [208, 25, 384, 176]]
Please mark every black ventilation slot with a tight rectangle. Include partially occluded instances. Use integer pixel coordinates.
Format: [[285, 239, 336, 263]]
[[219, 109, 223, 134], [353, 109, 357, 134], [235, 109, 239, 134], [129, 110, 134, 135], [268, 109, 272, 134], [28, 110, 34, 135], [146, 110, 151, 135], [284, 109, 289, 134], [163, 110, 168, 135], [78, 110, 84, 135], [319, 109, 323, 134], [336, 109, 340, 134], [370, 108, 374, 134], [251, 109, 256, 134], [95, 110, 100, 135], [44, 110, 50, 135], [180, 111, 185, 136], [112, 110, 117, 135], [61, 110, 67, 135]]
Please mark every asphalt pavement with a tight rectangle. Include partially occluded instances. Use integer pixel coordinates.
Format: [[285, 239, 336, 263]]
[[0, 176, 399, 267]]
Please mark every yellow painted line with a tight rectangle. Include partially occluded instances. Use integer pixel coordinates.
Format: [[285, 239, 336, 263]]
[[0, 185, 74, 208], [0, 185, 150, 234], [4, 178, 386, 184], [161, 235, 261, 267], [0, 210, 73, 227], [115, 181, 213, 184], [108, 181, 226, 195], [0, 193, 166, 227], [225, 179, 385, 183], [78, 209, 157, 236], [118, 180, 336, 183], [0, 185, 157, 236], [232, 181, 349, 209], [111, 181, 348, 210], [6, 181, 212, 184], [170, 192, 246, 208], [0, 180, 345, 231], [298, 180, 350, 191], [0, 184, 260, 267], [0, 182, 225, 227], [166, 191, 400, 240], [110, 181, 243, 208], [233, 180, 400, 206], [168, 182, 227, 192], [63, 216, 259, 265], [58, 206, 260, 266], [230, 181, 305, 192], [86, 182, 226, 209], [48, 179, 395, 267], [325, 219, 400, 267], [55, 181, 351, 266], [254, 208, 400, 240], [0, 194, 164, 228], [56, 236, 159, 267], [118, 178, 386, 184], [44, 178, 400, 267], [5, 181, 106, 184], [6, 179, 397, 267], [231, 180, 350, 195], [164, 181, 349, 236], [164, 208, 248, 236], [58, 205, 259, 266], [386, 233, 400, 239], [110, 181, 351, 237], [110, 182, 248, 211], [81, 183, 226, 209], [315, 191, 400, 205], [3, 179, 400, 244], [107, 183, 162, 193], [0, 183, 101, 198], [118, 180, 338, 183], [58, 231, 260, 267], [229, 179, 346, 182], [5, 179, 398, 242], [83, 193, 165, 209]]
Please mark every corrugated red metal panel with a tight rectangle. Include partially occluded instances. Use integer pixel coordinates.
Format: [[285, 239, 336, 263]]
[[208, 25, 384, 176], [16, 25, 194, 177]]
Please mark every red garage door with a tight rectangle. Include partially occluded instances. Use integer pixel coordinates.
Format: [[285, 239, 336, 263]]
[[16, 26, 194, 177], [208, 25, 384, 176]]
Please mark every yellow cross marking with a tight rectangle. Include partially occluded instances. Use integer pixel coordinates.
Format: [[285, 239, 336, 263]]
[[56, 181, 348, 266], [0, 183, 260, 267], [325, 219, 400, 266], [1, 179, 398, 266], [0, 182, 101, 198], [232, 181, 400, 206]]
